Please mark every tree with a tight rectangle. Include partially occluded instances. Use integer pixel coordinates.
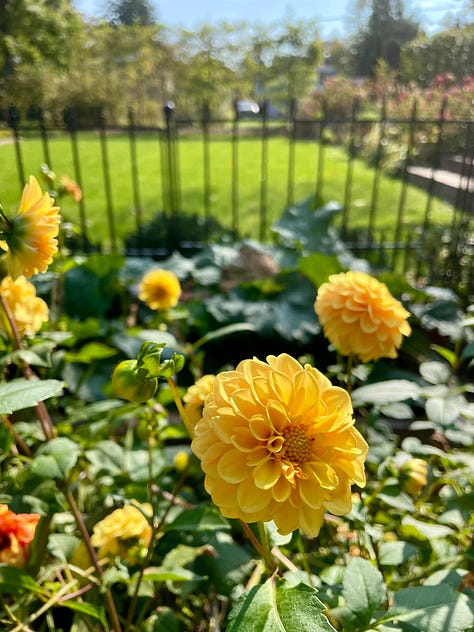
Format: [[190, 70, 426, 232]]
[[351, 0, 419, 76], [0, 0, 82, 105], [108, 0, 155, 26]]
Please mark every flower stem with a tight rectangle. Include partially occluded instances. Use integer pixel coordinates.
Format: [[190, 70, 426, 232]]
[[346, 353, 354, 395], [0, 295, 56, 441], [64, 487, 123, 632], [167, 376, 193, 437]]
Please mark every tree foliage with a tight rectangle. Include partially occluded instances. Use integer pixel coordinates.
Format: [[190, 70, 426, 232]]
[[108, 0, 156, 26], [351, 0, 419, 76]]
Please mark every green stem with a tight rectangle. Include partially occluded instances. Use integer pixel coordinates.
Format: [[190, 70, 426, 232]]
[[346, 353, 354, 396], [65, 487, 123, 632], [247, 522, 276, 573], [167, 376, 193, 437]]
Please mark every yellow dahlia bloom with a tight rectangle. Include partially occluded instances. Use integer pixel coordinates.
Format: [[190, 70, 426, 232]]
[[191, 353, 368, 537], [91, 502, 152, 561], [183, 374, 216, 429], [399, 458, 427, 496], [1, 176, 61, 279], [314, 271, 411, 363], [138, 269, 181, 311], [0, 276, 49, 337]]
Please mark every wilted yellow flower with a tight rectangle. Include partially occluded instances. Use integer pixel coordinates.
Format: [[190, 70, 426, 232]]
[[138, 269, 181, 311], [191, 353, 368, 537], [0, 276, 48, 337], [399, 458, 427, 496], [183, 374, 216, 429], [91, 503, 152, 561], [60, 175, 83, 203], [314, 271, 411, 363], [0, 505, 41, 569], [0, 176, 61, 279]]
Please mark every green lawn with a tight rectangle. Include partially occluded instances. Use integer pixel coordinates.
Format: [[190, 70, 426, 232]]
[[0, 130, 454, 250]]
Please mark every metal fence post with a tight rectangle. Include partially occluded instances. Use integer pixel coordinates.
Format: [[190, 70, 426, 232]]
[[231, 98, 239, 234], [259, 98, 269, 242], [63, 106, 89, 252], [7, 105, 25, 191], [286, 98, 297, 208], [98, 105, 116, 252], [128, 107, 143, 235], [202, 101, 211, 235]]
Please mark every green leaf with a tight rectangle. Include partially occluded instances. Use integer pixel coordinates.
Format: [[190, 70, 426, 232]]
[[382, 584, 474, 632], [61, 600, 107, 626], [193, 322, 257, 351], [299, 253, 342, 288], [377, 486, 415, 512], [165, 506, 231, 532], [425, 395, 466, 425], [85, 440, 124, 475], [378, 541, 420, 566], [0, 378, 64, 414], [460, 340, 474, 361], [430, 345, 457, 367], [419, 360, 451, 384], [351, 381, 421, 407], [227, 576, 336, 632], [65, 342, 117, 363], [0, 566, 48, 596], [342, 557, 386, 626], [31, 437, 80, 480], [400, 516, 454, 540]]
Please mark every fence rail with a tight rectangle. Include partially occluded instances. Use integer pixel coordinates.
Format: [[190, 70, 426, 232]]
[[2, 99, 473, 301]]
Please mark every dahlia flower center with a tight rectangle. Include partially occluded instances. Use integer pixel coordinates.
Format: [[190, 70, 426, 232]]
[[282, 424, 313, 465]]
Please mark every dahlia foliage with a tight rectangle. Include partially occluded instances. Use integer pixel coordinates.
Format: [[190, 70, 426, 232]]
[[0, 175, 473, 632]]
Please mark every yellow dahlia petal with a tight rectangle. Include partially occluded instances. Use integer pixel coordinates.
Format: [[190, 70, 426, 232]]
[[253, 458, 282, 490], [191, 353, 368, 537], [315, 271, 411, 362], [217, 450, 248, 483], [138, 268, 181, 311]]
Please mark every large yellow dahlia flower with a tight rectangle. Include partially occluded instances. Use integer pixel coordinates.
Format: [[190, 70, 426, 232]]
[[1, 176, 61, 279], [191, 353, 367, 537], [138, 269, 181, 311], [314, 271, 411, 363], [0, 276, 49, 337]]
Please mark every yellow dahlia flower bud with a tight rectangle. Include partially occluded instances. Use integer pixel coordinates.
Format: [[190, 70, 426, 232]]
[[138, 269, 181, 311], [314, 271, 411, 363], [91, 502, 152, 562], [183, 374, 216, 429], [0, 176, 61, 279], [191, 353, 368, 537], [399, 458, 427, 496], [0, 276, 49, 337]]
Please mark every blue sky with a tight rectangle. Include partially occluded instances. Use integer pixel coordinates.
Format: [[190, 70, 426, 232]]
[[72, 0, 468, 39]]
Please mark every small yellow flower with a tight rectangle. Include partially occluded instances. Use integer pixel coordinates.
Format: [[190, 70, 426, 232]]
[[138, 269, 181, 311], [1, 176, 61, 279], [91, 503, 152, 562], [191, 353, 368, 537], [314, 271, 411, 363], [183, 374, 216, 429], [0, 276, 48, 337], [399, 458, 427, 496]]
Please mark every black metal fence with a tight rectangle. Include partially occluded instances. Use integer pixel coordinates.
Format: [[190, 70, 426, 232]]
[[3, 99, 474, 299]]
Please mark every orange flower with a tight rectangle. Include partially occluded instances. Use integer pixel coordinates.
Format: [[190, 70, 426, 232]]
[[183, 374, 216, 429], [0, 276, 48, 337], [191, 353, 368, 537], [138, 269, 181, 311], [1, 176, 61, 279], [314, 271, 411, 362], [60, 175, 82, 203], [0, 505, 41, 568]]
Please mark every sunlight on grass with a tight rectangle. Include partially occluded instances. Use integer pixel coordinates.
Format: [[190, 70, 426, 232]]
[[0, 131, 454, 249]]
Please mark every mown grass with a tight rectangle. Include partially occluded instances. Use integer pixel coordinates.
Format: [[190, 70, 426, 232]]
[[0, 130, 454, 249]]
